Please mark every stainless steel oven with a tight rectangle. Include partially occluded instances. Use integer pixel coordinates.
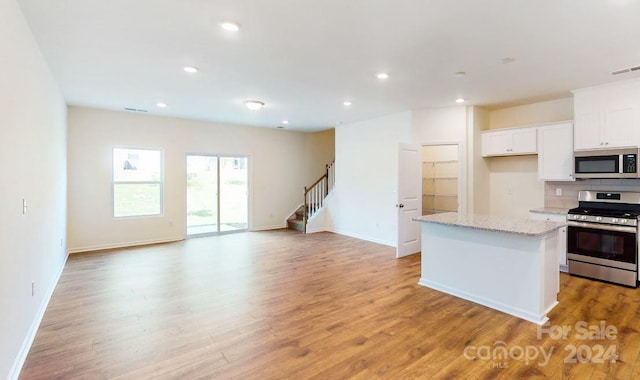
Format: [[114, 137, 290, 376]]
[[567, 191, 639, 287]]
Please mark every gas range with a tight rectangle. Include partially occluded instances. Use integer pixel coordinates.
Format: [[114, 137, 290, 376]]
[[566, 190, 640, 287], [567, 207, 640, 226], [568, 190, 640, 226]]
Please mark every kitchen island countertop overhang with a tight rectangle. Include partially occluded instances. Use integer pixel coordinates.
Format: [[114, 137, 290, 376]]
[[413, 212, 565, 325], [412, 212, 565, 236]]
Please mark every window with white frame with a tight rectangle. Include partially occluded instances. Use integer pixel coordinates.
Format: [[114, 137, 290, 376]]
[[112, 147, 163, 217]]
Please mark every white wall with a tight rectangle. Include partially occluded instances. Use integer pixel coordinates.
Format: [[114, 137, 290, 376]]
[[468, 107, 490, 214], [67, 107, 330, 252], [326, 107, 471, 246], [0, 1, 68, 378], [412, 106, 467, 144], [326, 112, 412, 246], [303, 128, 335, 185], [487, 98, 573, 217], [489, 98, 574, 130], [487, 155, 544, 218]]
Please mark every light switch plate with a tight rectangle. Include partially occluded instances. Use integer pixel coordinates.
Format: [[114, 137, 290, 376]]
[[555, 188, 563, 196]]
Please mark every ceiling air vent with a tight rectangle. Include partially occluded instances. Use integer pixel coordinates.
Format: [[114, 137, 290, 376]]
[[611, 65, 640, 75], [124, 107, 148, 113]]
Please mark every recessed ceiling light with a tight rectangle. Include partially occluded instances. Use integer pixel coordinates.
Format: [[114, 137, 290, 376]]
[[221, 21, 240, 32], [282, 120, 289, 125], [343, 101, 352, 106], [501, 57, 516, 64], [453, 71, 466, 77], [455, 98, 465, 103], [156, 102, 168, 108], [244, 100, 264, 110], [183, 66, 198, 73], [376, 72, 389, 80]]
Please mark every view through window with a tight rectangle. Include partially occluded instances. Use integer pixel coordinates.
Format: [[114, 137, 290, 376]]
[[113, 147, 163, 217]]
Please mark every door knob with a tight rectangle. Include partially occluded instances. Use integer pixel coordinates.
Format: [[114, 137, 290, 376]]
[[396, 204, 405, 208]]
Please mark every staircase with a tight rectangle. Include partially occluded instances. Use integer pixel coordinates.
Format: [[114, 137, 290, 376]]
[[287, 161, 335, 233], [287, 206, 306, 232]]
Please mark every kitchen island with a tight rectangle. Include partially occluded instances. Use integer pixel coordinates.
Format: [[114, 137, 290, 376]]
[[413, 212, 565, 325]]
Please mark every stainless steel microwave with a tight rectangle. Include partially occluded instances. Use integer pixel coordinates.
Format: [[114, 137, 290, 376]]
[[574, 148, 640, 179]]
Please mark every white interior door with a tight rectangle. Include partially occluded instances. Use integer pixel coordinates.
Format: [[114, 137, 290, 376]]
[[397, 143, 421, 258]]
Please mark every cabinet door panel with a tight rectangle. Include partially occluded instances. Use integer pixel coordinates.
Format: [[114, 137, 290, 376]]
[[511, 128, 537, 154], [538, 123, 574, 181], [574, 112, 602, 150], [482, 132, 512, 156], [574, 88, 604, 150], [605, 107, 636, 148]]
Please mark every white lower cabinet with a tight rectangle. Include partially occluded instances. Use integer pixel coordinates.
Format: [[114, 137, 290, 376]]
[[530, 212, 568, 272]]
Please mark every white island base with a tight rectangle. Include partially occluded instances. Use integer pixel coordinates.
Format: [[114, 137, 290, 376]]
[[415, 214, 562, 325]]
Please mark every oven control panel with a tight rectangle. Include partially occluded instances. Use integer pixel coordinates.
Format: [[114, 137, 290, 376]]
[[567, 214, 638, 226]]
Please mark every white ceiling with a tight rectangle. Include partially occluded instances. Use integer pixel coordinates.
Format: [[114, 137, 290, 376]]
[[17, 0, 640, 132]]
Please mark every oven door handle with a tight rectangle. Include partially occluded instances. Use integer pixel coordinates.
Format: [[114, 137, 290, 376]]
[[567, 221, 638, 234]]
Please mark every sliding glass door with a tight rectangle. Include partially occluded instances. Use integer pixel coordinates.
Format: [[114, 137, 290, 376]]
[[186, 155, 248, 236], [219, 157, 248, 231]]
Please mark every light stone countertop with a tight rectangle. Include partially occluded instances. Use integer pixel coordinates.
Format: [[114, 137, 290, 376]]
[[529, 207, 571, 215], [412, 212, 565, 237]]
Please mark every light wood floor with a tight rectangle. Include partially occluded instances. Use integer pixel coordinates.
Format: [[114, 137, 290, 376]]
[[20, 230, 640, 379]]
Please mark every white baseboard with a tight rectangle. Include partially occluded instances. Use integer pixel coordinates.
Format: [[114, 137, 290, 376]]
[[67, 236, 184, 254], [305, 225, 326, 234], [8, 251, 69, 380], [326, 228, 395, 248], [252, 224, 287, 231], [418, 278, 552, 326]]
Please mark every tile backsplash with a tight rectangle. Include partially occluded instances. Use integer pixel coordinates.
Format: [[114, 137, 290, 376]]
[[545, 179, 640, 209]]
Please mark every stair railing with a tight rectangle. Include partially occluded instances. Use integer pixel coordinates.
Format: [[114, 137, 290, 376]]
[[303, 161, 335, 232]]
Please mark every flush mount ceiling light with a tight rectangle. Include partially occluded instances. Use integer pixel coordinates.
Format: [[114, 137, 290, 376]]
[[221, 21, 240, 32], [156, 102, 168, 108], [343, 101, 352, 106], [244, 100, 264, 110], [455, 98, 465, 103], [611, 65, 640, 75], [453, 71, 466, 77], [183, 66, 198, 73], [501, 57, 516, 64], [376, 72, 389, 80]]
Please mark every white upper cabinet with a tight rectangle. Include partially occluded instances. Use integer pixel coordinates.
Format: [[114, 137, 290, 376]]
[[573, 79, 640, 151], [481, 127, 537, 157], [538, 122, 574, 181]]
